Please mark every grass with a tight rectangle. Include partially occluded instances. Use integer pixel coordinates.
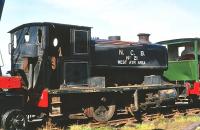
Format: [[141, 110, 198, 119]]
[[70, 125, 115, 130], [69, 115, 200, 130], [37, 119, 63, 130]]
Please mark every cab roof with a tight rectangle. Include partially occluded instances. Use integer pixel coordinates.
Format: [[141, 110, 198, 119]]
[[157, 38, 200, 45], [9, 22, 92, 33]]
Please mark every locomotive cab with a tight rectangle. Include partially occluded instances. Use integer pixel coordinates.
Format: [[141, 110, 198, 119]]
[[9, 22, 91, 90], [157, 38, 200, 97], [157, 38, 200, 82]]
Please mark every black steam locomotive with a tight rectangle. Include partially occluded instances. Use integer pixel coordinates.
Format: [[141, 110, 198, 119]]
[[2, 22, 175, 129], [10, 22, 168, 89]]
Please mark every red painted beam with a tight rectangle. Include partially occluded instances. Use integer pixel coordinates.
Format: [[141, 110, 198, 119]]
[[185, 82, 200, 96], [0, 76, 22, 89], [37, 89, 49, 108]]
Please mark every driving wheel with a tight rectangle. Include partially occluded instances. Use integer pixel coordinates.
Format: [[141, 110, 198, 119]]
[[1, 109, 27, 130], [92, 104, 116, 122]]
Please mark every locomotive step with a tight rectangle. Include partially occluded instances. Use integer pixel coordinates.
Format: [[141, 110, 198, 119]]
[[28, 118, 43, 123], [51, 96, 61, 103], [68, 113, 88, 120], [49, 114, 63, 117], [50, 101, 62, 105]]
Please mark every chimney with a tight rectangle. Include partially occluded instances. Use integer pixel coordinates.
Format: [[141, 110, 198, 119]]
[[137, 33, 151, 44], [108, 36, 121, 40]]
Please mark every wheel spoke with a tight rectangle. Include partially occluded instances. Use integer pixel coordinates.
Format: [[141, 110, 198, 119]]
[[8, 118, 14, 129]]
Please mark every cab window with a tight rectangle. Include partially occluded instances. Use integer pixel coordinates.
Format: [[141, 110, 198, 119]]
[[73, 30, 88, 54]]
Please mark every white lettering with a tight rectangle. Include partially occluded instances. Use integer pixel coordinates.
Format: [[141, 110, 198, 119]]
[[118, 60, 127, 64], [118, 60, 123, 64], [138, 61, 146, 65], [126, 56, 131, 60], [134, 56, 138, 60], [119, 49, 124, 55], [130, 50, 134, 55], [129, 61, 136, 64], [141, 51, 145, 56]]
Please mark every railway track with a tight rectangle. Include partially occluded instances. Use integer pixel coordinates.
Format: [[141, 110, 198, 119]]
[[85, 104, 200, 128], [31, 104, 200, 129]]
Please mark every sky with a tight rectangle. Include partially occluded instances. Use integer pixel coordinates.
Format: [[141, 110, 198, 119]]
[[0, 0, 200, 74]]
